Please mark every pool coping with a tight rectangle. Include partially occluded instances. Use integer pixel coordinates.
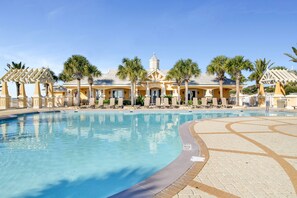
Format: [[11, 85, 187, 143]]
[[110, 120, 209, 198]]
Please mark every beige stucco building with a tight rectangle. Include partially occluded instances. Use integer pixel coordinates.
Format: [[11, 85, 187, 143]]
[[62, 54, 238, 104]]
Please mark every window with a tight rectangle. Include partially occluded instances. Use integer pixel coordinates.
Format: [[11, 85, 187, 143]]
[[112, 89, 123, 98]]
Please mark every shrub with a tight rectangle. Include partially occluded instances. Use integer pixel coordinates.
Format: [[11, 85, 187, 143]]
[[188, 100, 193, 105], [136, 95, 145, 106], [123, 100, 131, 105], [242, 85, 257, 95], [285, 85, 297, 95], [103, 99, 110, 104]]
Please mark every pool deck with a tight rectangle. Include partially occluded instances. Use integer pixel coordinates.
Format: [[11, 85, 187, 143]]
[[169, 116, 297, 198], [1, 108, 297, 197]]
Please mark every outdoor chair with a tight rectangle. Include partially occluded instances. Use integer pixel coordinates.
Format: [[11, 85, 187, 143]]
[[192, 97, 200, 108], [163, 98, 170, 108], [212, 98, 221, 108], [88, 98, 95, 108], [96, 98, 104, 109], [201, 98, 210, 108], [156, 98, 162, 108], [116, 98, 123, 109], [221, 98, 232, 108], [171, 97, 179, 108], [109, 98, 115, 108], [144, 97, 152, 108]]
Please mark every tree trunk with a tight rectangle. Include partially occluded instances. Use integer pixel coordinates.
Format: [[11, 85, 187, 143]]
[[256, 80, 260, 94], [236, 75, 240, 106], [16, 82, 20, 96], [185, 80, 189, 105], [219, 79, 223, 99], [177, 85, 181, 105], [77, 79, 81, 106], [131, 82, 134, 106], [88, 84, 92, 100]]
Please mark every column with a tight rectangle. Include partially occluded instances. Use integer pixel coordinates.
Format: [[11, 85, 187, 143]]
[[0, 81, 10, 110], [33, 81, 42, 109], [145, 82, 150, 98], [161, 83, 166, 103], [47, 83, 54, 108], [273, 82, 286, 108], [102, 89, 106, 99], [18, 83, 27, 108]]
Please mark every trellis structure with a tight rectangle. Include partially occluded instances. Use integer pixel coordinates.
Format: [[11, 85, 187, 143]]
[[258, 69, 297, 107], [0, 68, 55, 109], [259, 69, 297, 85]]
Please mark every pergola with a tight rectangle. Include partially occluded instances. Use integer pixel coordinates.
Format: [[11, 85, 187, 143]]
[[0, 68, 55, 109], [259, 69, 297, 96]]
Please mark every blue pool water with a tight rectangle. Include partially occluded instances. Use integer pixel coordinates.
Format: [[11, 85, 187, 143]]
[[0, 110, 296, 198]]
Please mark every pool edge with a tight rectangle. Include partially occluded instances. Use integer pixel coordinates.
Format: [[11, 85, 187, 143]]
[[110, 121, 209, 198]]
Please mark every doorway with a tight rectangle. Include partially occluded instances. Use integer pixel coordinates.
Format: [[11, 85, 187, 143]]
[[150, 89, 161, 104]]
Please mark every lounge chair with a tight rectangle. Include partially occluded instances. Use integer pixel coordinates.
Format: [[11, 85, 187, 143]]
[[171, 97, 179, 108], [212, 98, 221, 108], [192, 97, 200, 108], [155, 98, 162, 108], [96, 98, 104, 109], [201, 98, 210, 108], [144, 97, 152, 108], [109, 98, 115, 108], [163, 98, 170, 108], [88, 98, 95, 108], [221, 98, 232, 108], [116, 98, 123, 109]]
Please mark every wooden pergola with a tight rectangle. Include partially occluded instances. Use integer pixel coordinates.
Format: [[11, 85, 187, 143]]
[[0, 68, 55, 109]]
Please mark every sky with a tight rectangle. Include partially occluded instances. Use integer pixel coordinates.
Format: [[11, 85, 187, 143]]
[[0, 0, 297, 97]]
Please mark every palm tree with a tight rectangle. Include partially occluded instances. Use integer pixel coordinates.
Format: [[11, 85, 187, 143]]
[[175, 59, 200, 105], [207, 56, 228, 99], [6, 61, 27, 96], [166, 66, 183, 104], [248, 58, 273, 94], [87, 65, 101, 99], [284, 46, 297, 63], [116, 57, 147, 106], [225, 56, 253, 106], [59, 55, 101, 106], [271, 66, 287, 70]]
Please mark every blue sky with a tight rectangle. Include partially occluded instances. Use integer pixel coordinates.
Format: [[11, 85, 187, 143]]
[[0, 0, 297, 96]]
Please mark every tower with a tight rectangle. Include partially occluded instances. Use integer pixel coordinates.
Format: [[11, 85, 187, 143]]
[[149, 53, 159, 71]]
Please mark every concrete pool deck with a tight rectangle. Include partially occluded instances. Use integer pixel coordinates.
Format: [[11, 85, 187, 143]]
[[1, 108, 297, 197], [169, 116, 297, 198]]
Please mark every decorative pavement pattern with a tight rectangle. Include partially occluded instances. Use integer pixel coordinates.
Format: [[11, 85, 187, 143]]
[[172, 116, 297, 198]]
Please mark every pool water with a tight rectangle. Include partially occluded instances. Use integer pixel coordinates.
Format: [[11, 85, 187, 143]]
[[0, 110, 295, 198]]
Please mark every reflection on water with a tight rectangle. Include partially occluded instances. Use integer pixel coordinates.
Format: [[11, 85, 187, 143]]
[[0, 110, 296, 198]]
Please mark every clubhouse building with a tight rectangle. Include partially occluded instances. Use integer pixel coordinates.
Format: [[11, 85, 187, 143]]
[[62, 54, 238, 104]]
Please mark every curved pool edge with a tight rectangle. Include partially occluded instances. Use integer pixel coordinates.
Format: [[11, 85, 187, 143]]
[[110, 121, 209, 198]]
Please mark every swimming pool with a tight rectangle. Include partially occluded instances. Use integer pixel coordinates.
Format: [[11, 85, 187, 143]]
[[0, 110, 295, 198]]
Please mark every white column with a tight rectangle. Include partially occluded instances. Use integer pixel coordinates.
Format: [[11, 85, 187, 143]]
[[145, 82, 150, 97], [33, 81, 42, 109]]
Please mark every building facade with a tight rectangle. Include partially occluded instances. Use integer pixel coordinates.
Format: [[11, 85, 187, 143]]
[[62, 54, 238, 103]]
